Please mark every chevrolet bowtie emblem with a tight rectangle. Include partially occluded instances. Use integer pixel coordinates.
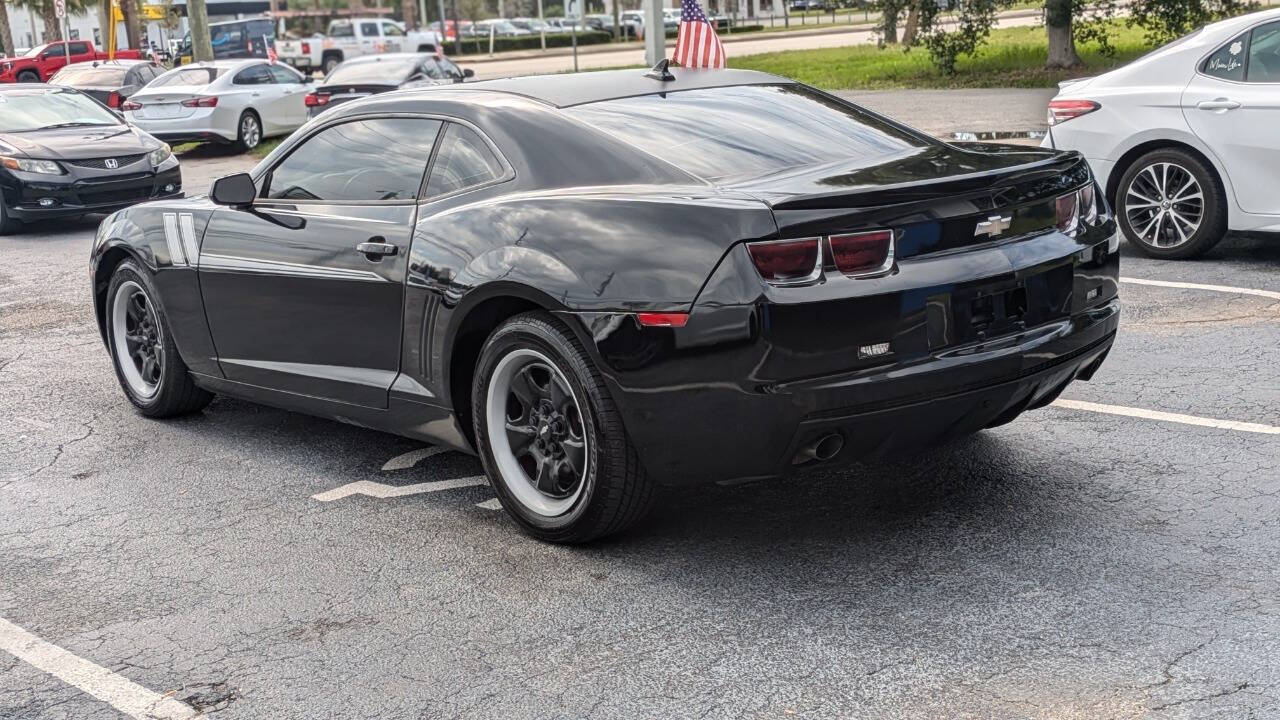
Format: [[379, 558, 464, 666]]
[[974, 214, 1013, 237]]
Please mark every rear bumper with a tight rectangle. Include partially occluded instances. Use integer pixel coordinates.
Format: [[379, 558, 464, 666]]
[[128, 108, 237, 143], [564, 227, 1121, 486]]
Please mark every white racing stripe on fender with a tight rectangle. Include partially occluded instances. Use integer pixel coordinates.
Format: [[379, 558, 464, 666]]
[[160, 213, 185, 266], [1120, 277, 1280, 301], [177, 213, 200, 267], [0, 617, 198, 719], [1053, 399, 1280, 435]]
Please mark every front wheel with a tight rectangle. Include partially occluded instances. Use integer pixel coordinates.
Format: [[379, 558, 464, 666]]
[[233, 111, 263, 153], [0, 201, 21, 235], [473, 312, 654, 543], [1114, 148, 1227, 259], [106, 261, 213, 417], [17, 70, 39, 82]]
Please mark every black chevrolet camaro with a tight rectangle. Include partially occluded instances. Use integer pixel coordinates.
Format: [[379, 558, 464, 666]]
[[90, 68, 1120, 542], [1, 85, 182, 234]]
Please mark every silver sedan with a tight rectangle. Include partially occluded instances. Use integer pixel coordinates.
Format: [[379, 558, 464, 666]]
[[124, 59, 311, 153]]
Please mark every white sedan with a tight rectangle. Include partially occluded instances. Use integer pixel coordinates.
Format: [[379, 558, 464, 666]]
[[124, 59, 311, 153], [1044, 7, 1280, 258]]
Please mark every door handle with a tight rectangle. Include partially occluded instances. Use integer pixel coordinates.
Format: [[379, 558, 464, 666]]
[[356, 240, 398, 260], [1197, 98, 1241, 111]]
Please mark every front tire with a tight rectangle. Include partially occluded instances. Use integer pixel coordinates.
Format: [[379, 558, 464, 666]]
[[233, 110, 263, 153], [1114, 148, 1227, 259], [106, 261, 213, 418], [473, 312, 654, 543], [17, 70, 39, 82]]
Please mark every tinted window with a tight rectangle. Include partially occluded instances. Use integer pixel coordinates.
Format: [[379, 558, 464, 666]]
[[267, 64, 303, 84], [424, 123, 506, 197], [233, 64, 272, 85], [1247, 21, 1280, 82], [0, 89, 122, 132], [330, 22, 354, 38], [152, 67, 225, 87], [439, 58, 463, 78], [360, 22, 381, 36], [49, 64, 129, 86], [69, 42, 90, 54], [211, 24, 245, 48], [569, 85, 931, 182], [266, 118, 443, 202], [1202, 31, 1249, 81]]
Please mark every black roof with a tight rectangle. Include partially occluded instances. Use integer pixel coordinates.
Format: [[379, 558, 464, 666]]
[[458, 67, 791, 108]]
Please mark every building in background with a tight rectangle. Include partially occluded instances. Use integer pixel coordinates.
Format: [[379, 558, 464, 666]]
[[1, 0, 270, 55]]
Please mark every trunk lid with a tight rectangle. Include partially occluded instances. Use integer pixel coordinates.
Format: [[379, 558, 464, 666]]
[[731, 143, 1090, 260]]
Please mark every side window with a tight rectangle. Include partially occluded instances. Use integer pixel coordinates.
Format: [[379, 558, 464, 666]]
[[268, 64, 302, 84], [266, 118, 443, 202], [1246, 21, 1280, 82], [330, 22, 354, 38], [69, 42, 90, 55], [123, 69, 140, 86], [423, 123, 506, 198], [233, 64, 272, 85], [420, 58, 445, 79], [383, 23, 405, 37], [439, 58, 463, 78], [1202, 31, 1249, 81], [360, 22, 381, 37]]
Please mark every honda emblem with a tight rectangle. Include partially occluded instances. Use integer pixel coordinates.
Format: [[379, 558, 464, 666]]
[[104, 158, 119, 169]]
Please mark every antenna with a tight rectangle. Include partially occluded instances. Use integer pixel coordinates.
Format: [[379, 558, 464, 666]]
[[645, 58, 675, 82]]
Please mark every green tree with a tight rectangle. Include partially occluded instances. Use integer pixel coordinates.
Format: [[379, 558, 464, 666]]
[[1129, 0, 1253, 45]]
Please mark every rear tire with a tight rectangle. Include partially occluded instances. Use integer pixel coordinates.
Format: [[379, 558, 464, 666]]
[[17, 70, 39, 82], [233, 110, 263, 153], [472, 312, 654, 543], [322, 54, 341, 75], [106, 261, 214, 418], [1114, 148, 1227, 260]]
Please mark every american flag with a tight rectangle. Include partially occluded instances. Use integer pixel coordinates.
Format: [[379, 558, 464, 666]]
[[672, 0, 726, 69], [265, 35, 277, 64]]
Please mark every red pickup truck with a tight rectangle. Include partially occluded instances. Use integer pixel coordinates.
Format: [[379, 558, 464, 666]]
[[0, 41, 144, 83]]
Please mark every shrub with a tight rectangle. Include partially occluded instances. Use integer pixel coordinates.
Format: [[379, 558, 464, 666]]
[[451, 30, 614, 54]]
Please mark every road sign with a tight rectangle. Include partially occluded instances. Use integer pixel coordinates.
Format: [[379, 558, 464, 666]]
[[54, 0, 66, 19], [141, 5, 168, 19]]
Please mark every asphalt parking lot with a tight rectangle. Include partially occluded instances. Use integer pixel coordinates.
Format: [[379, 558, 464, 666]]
[[2, 149, 1279, 718]]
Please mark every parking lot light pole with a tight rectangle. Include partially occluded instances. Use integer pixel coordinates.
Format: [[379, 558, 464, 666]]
[[643, 0, 663, 66]]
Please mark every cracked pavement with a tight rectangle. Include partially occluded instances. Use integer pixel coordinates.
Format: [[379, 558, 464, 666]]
[[2, 150, 1279, 719]]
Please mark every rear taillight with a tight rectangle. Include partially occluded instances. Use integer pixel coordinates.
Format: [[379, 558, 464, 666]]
[[304, 92, 330, 107], [636, 312, 689, 328], [1055, 183, 1105, 235], [121, 99, 142, 111], [829, 230, 893, 276], [301, 41, 311, 54], [180, 96, 218, 107], [1055, 192, 1078, 234], [747, 238, 822, 285], [1047, 99, 1099, 126], [107, 91, 121, 108]]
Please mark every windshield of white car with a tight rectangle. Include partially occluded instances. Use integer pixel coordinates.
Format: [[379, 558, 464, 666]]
[[326, 59, 419, 84], [150, 67, 226, 87], [0, 89, 122, 132]]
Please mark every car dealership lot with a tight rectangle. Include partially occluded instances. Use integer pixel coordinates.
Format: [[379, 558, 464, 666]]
[[3, 152, 1279, 720]]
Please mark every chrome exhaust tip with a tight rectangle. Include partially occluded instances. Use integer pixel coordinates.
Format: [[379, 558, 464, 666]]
[[793, 432, 844, 465]]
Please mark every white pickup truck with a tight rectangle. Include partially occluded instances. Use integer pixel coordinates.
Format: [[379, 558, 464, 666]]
[[277, 18, 444, 75]]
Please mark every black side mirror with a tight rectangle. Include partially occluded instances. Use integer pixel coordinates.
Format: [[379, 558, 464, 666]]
[[463, 68, 475, 78], [211, 172, 257, 207]]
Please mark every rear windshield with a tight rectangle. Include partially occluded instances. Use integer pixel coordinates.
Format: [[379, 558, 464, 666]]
[[151, 67, 225, 87], [0, 89, 122, 132], [326, 59, 418, 85], [50, 65, 130, 86], [568, 84, 931, 182]]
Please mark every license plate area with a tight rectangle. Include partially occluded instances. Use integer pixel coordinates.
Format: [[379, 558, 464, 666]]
[[930, 264, 1073, 348]]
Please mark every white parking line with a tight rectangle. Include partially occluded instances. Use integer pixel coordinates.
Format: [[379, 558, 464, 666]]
[[0, 617, 197, 720], [1053, 399, 1280, 435], [1120, 277, 1280, 301], [313, 475, 488, 502]]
